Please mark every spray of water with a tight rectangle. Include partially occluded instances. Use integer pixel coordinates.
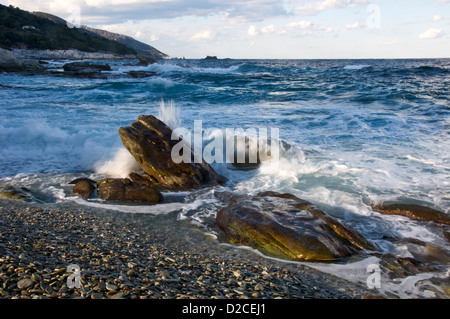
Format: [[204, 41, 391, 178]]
[[157, 99, 181, 130]]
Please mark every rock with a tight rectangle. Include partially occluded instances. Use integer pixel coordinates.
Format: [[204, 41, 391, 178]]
[[230, 135, 261, 170], [0, 186, 29, 201], [216, 191, 375, 262], [97, 178, 163, 203], [119, 115, 223, 190], [444, 229, 450, 243], [204, 56, 218, 60], [63, 61, 111, 72], [127, 70, 158, 78], [379, 254, 437, 279], [17, 278, 34, 290], [62, 61, 111, 79], [135, 54, 157, 66], [372, 203, 450, 225], [0, 48, 45, 73], [70, 178, 96, 199]]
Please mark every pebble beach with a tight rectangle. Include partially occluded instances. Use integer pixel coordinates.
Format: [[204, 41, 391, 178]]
[[0, 199, 372, 300]]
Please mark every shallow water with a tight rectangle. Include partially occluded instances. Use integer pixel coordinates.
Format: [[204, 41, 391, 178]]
[[1, 58, 449, 298]]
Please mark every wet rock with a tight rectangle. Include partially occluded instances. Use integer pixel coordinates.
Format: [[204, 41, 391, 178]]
[[62, 61, 111, 79], [444, 229, 450, 243], [135, 55, 157, 66], [97, 178, 162, 203], [70, 178, 96, 199], [0, 48, 45, 73], [216, 191, 375, 262], [379, 254, 437, 279], [119, 115, 223, 190], [127, 70, 158, 78], [230, 135, 261, 170], [0, 186, 29, 201], [373, 203, 450, 225]]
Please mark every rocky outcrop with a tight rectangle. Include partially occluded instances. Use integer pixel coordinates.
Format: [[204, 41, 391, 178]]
[[373, 203, 450, 225], [62, 62, 111, 79], [0, 48, 45, 73], [97, 178, 162, 203], [119, 115, 224, 190], [216, 191, 375, 262]]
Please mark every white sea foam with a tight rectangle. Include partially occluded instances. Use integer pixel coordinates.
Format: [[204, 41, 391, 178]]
[[343, 64, 371, 70]]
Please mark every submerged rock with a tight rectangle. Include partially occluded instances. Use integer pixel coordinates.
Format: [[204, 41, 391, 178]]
[[97, 178, 163, 203], [372, 203, 450, 225], [216, 191, 375, 262], [119, 115, 223, 190]]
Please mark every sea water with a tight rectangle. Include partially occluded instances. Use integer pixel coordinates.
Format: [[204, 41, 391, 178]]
[[1, 58, 449, 297]]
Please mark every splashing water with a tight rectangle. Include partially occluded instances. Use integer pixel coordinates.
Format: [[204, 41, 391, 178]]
[[157, 99, 181, 130]]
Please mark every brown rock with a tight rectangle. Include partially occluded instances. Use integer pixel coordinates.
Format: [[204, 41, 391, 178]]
[[216, 191, 375, 262], [70, 178, 96, 199], [97, 178, 162, 203], [373, 203, 450, 225], [119, 115, 223, 190]]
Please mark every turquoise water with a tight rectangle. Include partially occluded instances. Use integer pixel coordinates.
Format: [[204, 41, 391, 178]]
[[1, 58, 449, 296]]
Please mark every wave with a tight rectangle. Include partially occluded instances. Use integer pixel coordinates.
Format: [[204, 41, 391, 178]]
[[343, 64, 372, 70]]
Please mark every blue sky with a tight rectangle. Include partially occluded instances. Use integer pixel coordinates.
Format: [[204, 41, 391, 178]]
[[3, 0, 450, 59]]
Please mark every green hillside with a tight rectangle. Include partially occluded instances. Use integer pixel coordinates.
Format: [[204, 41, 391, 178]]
[[0, 4, 136, 56]]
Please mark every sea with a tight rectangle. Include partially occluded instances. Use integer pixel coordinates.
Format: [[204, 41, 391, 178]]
[[1, 58, 449, 298]]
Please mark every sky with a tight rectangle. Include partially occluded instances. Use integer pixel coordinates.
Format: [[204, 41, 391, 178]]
[[2, 0, 450, 59]]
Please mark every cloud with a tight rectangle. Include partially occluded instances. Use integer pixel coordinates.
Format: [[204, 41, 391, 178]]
[[432, 15, 443, 21], [345, 21, 360, 29], [290, 0, 372, 15], [286, 20, 312, 29], [190, 29, 215, 41], [381, 38, 399, 45], [418, 28, 442, 39], [248, 25, 259, 36]]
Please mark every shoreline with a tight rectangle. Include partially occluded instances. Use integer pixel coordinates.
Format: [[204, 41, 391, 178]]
[[0, 198, 373, 300]]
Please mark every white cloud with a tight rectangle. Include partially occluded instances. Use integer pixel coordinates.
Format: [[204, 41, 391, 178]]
[[261, 24, 277, 33], [418, 28, 442, 39], [248, 25, 259, 36], [286, 20, 312, 29], [345, 21, 360, 29], [190, 29, 215, 41], [381, 38, 399, 45], [432, 15, 443, 21], [292, 0, 372, 15]]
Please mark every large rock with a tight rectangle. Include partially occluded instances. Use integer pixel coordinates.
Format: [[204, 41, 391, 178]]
[[62, 62, 111, 79], [69, 178, 96, 199], [216, 191, 375, 262], [119, 115, 223, 190], [0, 48, 44, 73], [372, 203, 450, 225], [97, 178, 162, 203]]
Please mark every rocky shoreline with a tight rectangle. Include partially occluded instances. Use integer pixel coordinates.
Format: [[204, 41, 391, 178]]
[[0, 199, 375, 300]]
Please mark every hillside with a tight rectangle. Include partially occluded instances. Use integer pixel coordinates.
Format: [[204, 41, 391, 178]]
[[0, 4, 168, 59], [80, 26, 169, 60]]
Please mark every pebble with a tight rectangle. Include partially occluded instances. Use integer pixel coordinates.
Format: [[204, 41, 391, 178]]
[[17, 278, 34, 290], [0, 200, 378, 300]]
